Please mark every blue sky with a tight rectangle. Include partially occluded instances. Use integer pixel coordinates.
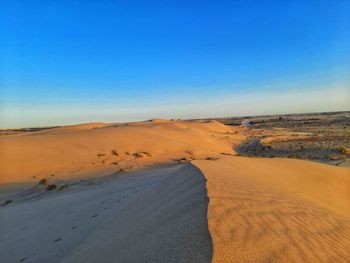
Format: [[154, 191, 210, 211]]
[[1, 0, 349, 128]]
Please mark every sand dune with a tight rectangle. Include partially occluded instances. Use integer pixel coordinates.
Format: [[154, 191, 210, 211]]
[[193, 156, 350, 262], [0, 120, 234, 184], [1, 119, 349, 262], [0, 164, 212, 263]]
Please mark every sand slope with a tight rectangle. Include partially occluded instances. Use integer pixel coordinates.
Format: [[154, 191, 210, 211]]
[[0, 120, 234, 184], [0, 164, 212, 263], [193, 156, 350, 262], [2, 119, 350, 262]]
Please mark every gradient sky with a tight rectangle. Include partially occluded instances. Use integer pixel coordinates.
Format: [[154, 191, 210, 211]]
[[1, 0, 349, 128]]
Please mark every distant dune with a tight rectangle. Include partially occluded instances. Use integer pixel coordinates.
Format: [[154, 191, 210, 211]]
[[0, 120, 234, 184]]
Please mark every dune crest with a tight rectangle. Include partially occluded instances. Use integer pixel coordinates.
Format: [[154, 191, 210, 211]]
[[147, 118, 173, 123]]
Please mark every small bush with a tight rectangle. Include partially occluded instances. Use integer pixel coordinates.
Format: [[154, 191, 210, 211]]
[[111, 149, 119, 156], [2, 200, 12, 206], [133, 152, 152, 158], [206, 157, 219, 161], [46, 184, 57, 191], [39, 178, 48, 185]]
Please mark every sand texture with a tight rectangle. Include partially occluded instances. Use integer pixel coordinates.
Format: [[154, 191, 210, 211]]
[[1, 119, 350, 262], [0, 164, 212, 263], [193, 156, 350, 262]]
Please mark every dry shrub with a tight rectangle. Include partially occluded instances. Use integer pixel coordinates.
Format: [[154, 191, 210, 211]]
[[111, 149, 119, 156], [2, 200, 12, 206], [133, 152, 152, 158], [39, 178, 48, 185], [46, 184, 57, 191]]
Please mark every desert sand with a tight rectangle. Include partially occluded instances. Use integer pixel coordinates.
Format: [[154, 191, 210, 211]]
[[1, 119, 349, 262], [193, 156, 350, 262], [0, 119, 234, 184], [0, 164, 212, 263]]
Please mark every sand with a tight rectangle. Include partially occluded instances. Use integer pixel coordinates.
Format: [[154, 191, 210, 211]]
[[0, 164, 212, 263], [193, 156, 350, 262], [0, 120, 234, 184], [1, 119, 350, 262]]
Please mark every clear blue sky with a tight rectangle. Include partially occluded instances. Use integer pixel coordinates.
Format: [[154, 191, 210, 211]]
[[1, 0, 349, 128]]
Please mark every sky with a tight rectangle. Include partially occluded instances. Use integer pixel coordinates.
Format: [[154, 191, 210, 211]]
[[0, 0, 349, 128]]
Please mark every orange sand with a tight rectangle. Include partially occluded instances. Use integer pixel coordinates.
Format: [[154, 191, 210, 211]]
[[0, 120, 235, 184], [193, 156, 350, 262], [1, 119, 349, 262]]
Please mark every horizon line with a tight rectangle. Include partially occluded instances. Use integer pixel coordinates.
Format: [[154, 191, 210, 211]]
[[2, 110, 349, 130]]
